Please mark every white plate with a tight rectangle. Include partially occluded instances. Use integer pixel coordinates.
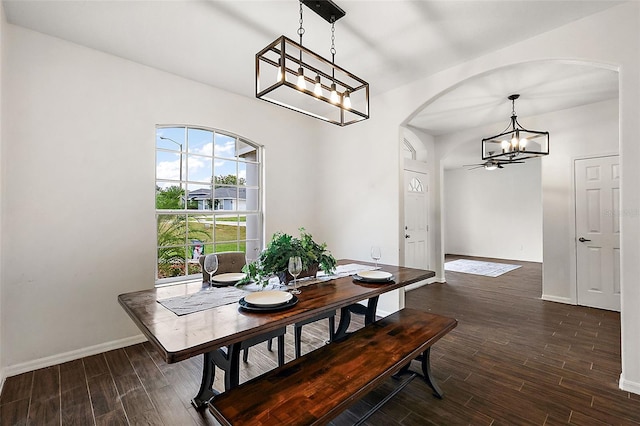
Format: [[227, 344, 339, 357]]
[[244, 290, 293, 307], [356, 270, 393, 281], [211, 272, 246, 283]]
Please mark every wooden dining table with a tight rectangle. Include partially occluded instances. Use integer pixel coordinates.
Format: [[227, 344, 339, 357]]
[[118, 260, 435, 409]]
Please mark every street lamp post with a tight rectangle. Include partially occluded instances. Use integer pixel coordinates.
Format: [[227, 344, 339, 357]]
[[159, 136, 183, 181]]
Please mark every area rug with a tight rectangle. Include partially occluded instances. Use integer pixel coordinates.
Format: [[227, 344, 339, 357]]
[[444, 259, 521, 277]]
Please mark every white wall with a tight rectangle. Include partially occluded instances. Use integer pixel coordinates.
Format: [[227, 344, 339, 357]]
[[316, 3, 640, 393], [1, 24, 325, 373], [540, 99, 619, 304], [444, 159, 542, 262], [0, 0, 5, 387]]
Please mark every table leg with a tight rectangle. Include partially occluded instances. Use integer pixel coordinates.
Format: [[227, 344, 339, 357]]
[[334, 306, 352, 340], [334, 296, 380, 340], [190, 343, 243, 410], [190, 351, 218, 410], [364, 296, 379, 325]]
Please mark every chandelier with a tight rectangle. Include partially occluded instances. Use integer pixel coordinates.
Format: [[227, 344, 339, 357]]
[[255, 0, 369, 126], [482, 94, 549, 162]]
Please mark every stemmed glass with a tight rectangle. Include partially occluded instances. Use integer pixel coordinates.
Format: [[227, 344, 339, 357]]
[[203, 254, 219, 289], [288, 256, 303, 295], [371, 246, 381, 268]]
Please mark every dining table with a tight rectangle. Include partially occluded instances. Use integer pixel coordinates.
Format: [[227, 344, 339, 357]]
[[117, 259, 435, 409]]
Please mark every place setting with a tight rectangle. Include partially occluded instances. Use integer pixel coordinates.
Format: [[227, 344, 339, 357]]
[[238, 256, 303, 312], [352, 246, 395, 284], [238, 290, 299, 312]]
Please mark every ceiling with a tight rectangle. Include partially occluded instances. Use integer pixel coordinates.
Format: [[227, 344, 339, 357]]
[[413, 61, 619, 169], [3, 0, 622, 150]]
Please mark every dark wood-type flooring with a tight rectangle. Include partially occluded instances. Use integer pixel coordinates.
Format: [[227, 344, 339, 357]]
[[2, 255, 639, 425]]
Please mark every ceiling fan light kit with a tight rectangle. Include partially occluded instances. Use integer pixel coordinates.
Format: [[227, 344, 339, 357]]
[[465, 159, 525, 171], [255, 0, 369, 126], [481, 94, 549, 163]]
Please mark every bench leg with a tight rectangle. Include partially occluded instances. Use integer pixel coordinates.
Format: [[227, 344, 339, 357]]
[[421, 347, 444, 398], [191, 351, 218, 410], [392, 361, 412, 379]]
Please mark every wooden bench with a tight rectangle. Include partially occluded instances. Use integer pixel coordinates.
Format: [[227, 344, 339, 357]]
[[209, 308, 457, 426]]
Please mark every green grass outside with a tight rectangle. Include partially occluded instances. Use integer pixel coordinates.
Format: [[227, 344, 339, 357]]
[[157, 217, 250, 280], [216, 216, 247, 222], [187, 220, 247, 254]]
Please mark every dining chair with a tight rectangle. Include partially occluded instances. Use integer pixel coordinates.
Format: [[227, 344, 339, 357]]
[[199, 252, 286, 366]]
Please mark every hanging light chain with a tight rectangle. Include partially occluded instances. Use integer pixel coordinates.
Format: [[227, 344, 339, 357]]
[[330, 17, 337, 63], [298, 0, 305, 45]]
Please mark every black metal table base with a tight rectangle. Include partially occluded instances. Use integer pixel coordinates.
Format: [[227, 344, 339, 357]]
[[191, 329, 286, 410], [334, 296, 379, 340]]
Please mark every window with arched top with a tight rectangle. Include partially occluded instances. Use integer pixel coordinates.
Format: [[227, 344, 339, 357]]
[[409, 177, 424, 193], [155, 125, 263, 285]]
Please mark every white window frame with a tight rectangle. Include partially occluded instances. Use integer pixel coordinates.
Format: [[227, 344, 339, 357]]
[[155, 125, 264, 286]]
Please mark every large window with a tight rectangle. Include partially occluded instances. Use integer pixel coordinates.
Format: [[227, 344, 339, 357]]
[[155, 126, 263, 284]]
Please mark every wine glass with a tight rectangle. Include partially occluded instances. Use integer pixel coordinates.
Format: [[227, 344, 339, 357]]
[[371, 246, 381, 268], [203, 254, 219, 289], [288, 256, 303, 295]]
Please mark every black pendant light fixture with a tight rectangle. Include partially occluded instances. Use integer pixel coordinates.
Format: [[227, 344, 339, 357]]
[[482, 94, 549, 162], [255, 0, 369, 126]]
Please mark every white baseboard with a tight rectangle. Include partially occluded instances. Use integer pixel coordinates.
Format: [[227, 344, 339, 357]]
[[376, 308, 392, 318], [620, 375, 640, 396], [0, 368, 6, 397], [405, 276, 442, 292], [540, 294, 576, 305], [3, 334, 147, 379]]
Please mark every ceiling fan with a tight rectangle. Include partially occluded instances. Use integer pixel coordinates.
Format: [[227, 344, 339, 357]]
[[464, 159, 524, 171]]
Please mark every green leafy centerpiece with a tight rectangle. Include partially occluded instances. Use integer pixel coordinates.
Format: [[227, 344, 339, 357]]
[[240, 228, 337, 287]]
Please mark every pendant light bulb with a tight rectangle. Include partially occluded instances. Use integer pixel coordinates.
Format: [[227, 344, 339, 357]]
[[330, 83, 339, 104], [343, 91, 352, 109], [313, 75, 322, 96], [296, 68, 306, 90], [520, 138, 528, 151], [501, 140, 510, 152], [276, 58, 284, 82]]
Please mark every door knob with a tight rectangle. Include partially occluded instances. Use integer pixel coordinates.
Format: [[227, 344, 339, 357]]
[[405, 234, 410, 239], [578, 237, 591, 242]]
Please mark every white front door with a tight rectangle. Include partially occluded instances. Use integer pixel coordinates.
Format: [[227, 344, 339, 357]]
[[403, 166, 429, 270], [575, 155, 620, 311]]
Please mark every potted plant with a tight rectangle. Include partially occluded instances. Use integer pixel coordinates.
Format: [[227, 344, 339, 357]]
[[240, 228, 337, 286]]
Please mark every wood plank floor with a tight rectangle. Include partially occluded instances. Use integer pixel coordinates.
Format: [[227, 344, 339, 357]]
[[2, 255, 639, 425]]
